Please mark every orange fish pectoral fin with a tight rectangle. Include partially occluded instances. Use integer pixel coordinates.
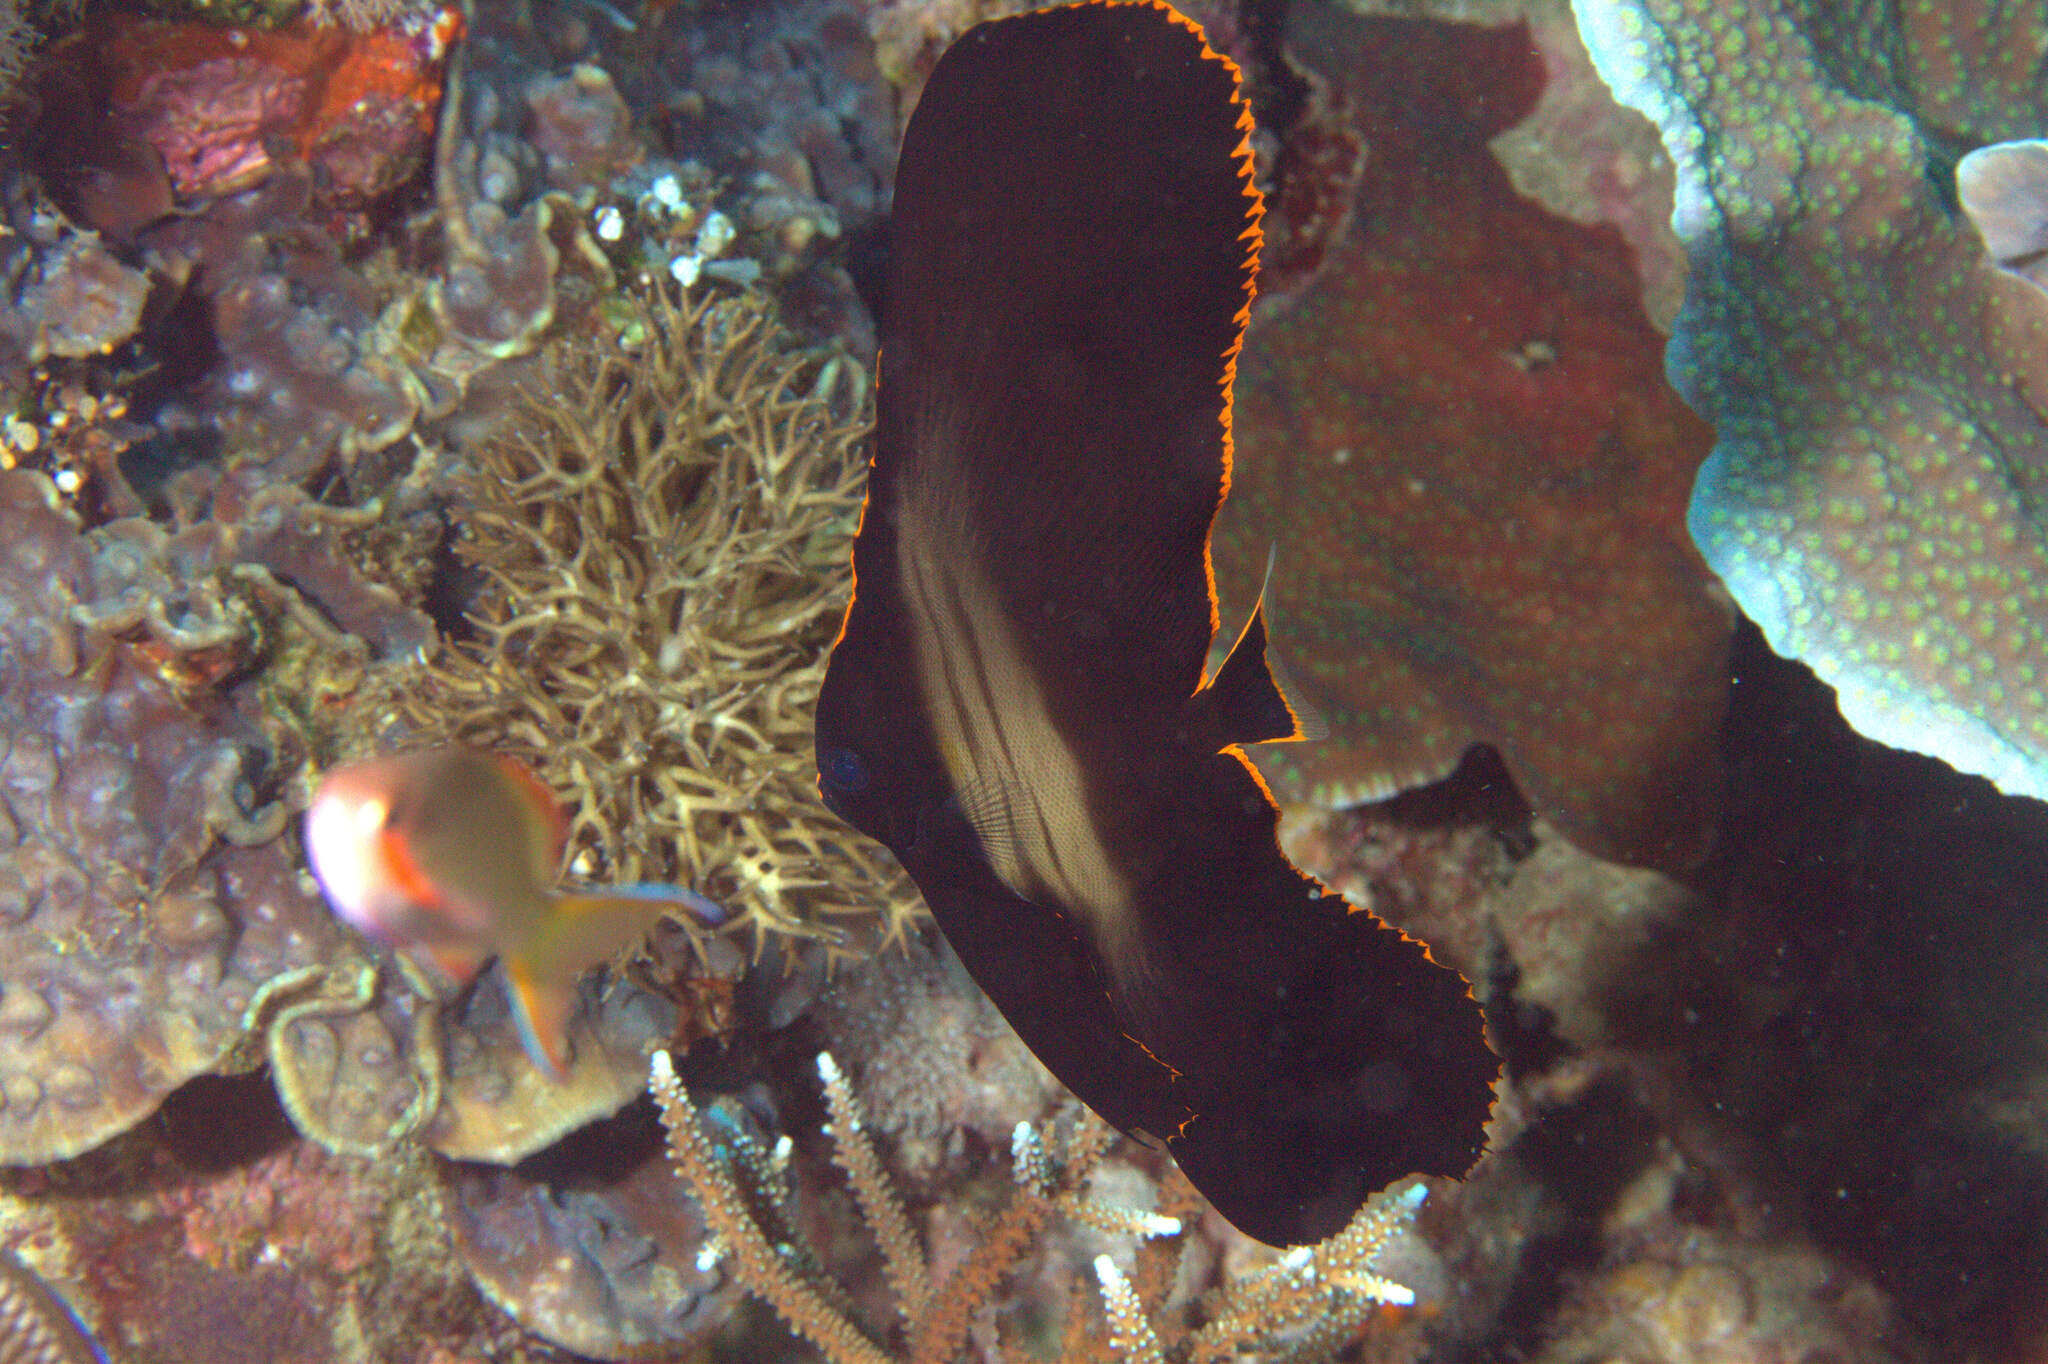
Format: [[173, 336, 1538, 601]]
[[504, 957, 575, 1081]]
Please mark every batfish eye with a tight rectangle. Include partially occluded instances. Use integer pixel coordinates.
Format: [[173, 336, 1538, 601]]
[[822, 746, 870, 792]]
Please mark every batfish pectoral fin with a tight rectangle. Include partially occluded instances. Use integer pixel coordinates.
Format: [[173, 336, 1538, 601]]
[[1194, 601, 1308, 753], [1197, 547, 1326, 751]]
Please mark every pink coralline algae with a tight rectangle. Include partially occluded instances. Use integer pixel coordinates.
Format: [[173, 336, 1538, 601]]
[[57, 6, 460, 213], [1210, 13, 1732, 872], [1575, 0, 2048, 800]]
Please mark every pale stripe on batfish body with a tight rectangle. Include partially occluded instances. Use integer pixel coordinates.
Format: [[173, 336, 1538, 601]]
[[304, 747, 724, 1081], [902, 519, 1153, 1006], [815, 0, 1498, 1246]]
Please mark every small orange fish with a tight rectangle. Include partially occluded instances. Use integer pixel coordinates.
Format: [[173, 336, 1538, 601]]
[[304, 746, 723, 1079]]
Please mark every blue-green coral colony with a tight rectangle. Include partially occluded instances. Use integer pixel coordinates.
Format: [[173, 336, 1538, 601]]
[[1575, 0, 2048, 798]]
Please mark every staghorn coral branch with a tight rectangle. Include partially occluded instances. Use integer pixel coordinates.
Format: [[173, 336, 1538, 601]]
[[650, 1051, 891, 1364], [1183, 1183, 1424, 1364], [906, 1196, 1054, 1364], [1094, 1256, 1167, 1364], [653, 1046, 1185, 1364], [818, 1051, 932, 1329]]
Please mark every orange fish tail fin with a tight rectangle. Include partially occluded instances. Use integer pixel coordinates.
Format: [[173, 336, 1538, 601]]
[[508, 888, 716, 1081], [545, 887, 720, 966], [504, 957, 575, 1080]]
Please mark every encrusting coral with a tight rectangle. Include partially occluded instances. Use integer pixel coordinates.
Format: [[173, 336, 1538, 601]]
[[392, 283, 920, 963], [1573, 0, 2048, 800], [650, 1046, 1431, 1363], [1209, 11, 1731, 874], [0, 425, 733, 1172], [0, 468, 362, 1165]]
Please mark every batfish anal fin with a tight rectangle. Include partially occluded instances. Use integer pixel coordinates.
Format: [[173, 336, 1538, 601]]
[[1270, 645, 1328, 743], [1159, 872, 1500, 1245], [503, 956, 573, 1081]]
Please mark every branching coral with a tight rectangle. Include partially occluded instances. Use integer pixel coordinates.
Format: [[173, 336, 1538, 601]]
[[394, 284, 919, 961], [1097, 1183, 1427, 1364], [651, 1049, 1182, 1364], [650, 1045, 1429, 1363], [304, 0, 433, 31]]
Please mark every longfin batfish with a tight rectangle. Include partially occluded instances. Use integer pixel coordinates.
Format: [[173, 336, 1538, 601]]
[[814, 0, 1498, 1246], [304, 747, 725, 1080]]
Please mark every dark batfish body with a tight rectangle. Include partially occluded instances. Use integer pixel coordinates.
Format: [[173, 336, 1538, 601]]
[[816, 0, 1498, 1246]]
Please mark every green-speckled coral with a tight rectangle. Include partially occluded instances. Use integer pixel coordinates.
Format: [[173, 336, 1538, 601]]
[[1574, 0, 2048, 799]]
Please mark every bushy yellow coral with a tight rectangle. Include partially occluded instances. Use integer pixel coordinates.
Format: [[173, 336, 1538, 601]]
[[400, 285, 918, 961]]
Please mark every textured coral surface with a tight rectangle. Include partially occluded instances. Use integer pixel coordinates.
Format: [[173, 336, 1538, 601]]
[[1576, 0, 2048, 800], [1285, 627, 2048, 1362], [0, 471, 351, 1165], [1211, 10, 1731, 870]]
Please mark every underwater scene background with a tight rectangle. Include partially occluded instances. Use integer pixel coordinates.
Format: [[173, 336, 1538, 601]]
[[0, 0, 2044, 1358]]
